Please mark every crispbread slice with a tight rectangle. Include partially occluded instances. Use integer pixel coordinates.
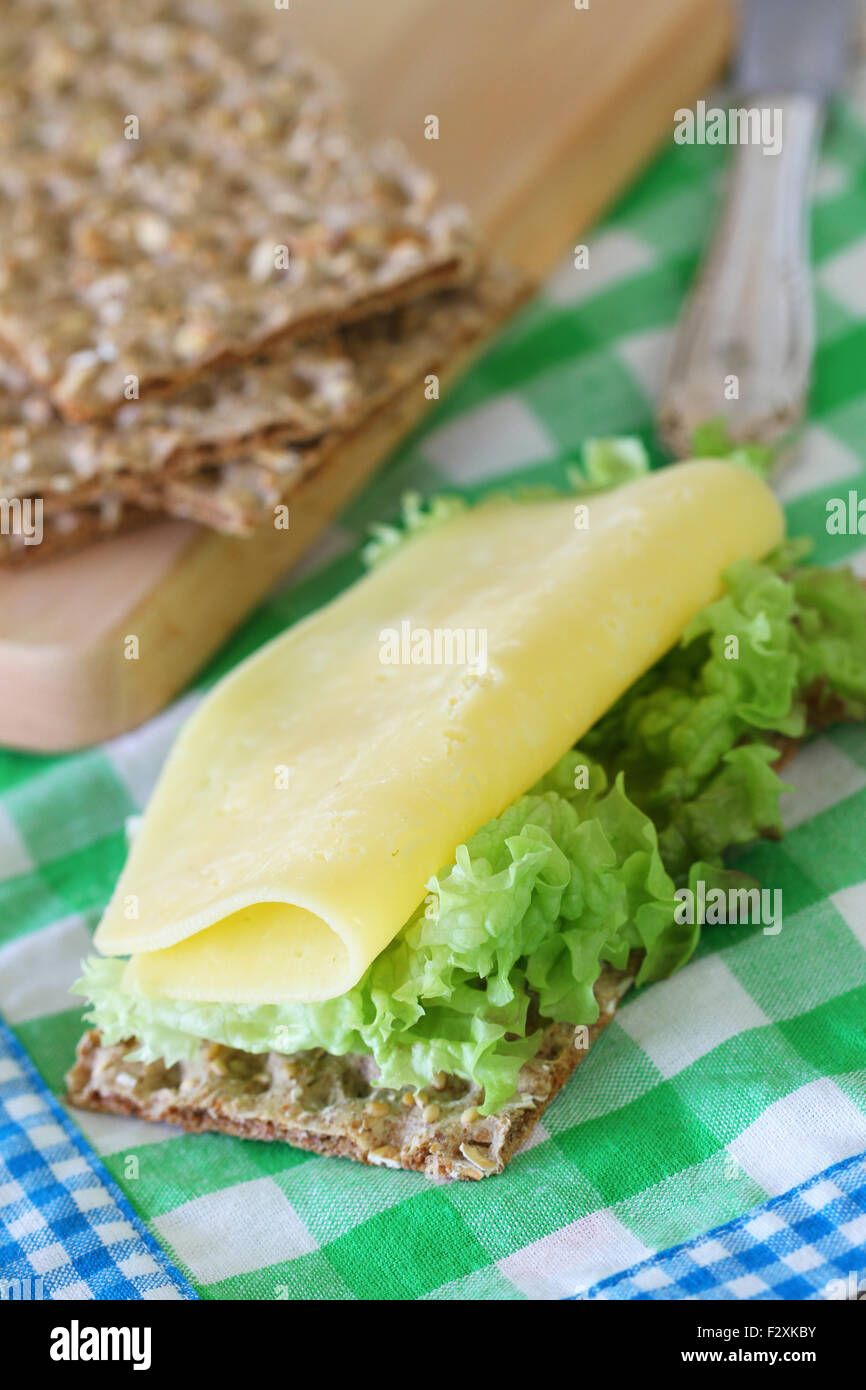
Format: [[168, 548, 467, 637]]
[[66, 961, 638, 1181], [0, 0, 477, 421], [0, 266, 527, 562], [140, 264, 527, 533], [0, 268, 520, 513], [0, 329, 380, 501]]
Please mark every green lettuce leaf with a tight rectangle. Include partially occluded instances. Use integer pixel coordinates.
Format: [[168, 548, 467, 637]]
[[690, 416, 776, 480], [362, 492, 467, 571], [790, 564, 866, 721], [568, 435, 650, 493], [582, 544, 866, 876]]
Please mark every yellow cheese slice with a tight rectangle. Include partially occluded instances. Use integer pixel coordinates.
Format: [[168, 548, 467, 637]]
[[95, 460, 784, 1004]]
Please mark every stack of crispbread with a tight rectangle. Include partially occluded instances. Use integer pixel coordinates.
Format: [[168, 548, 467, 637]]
[[0, 0, 525, 563]]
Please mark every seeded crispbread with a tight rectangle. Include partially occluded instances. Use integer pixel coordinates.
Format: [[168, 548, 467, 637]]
[[0, 268, 521, 511], [138, 264, 527, 533], [0, 0, 477, 422], [0, 331, 377, 502], [0, 265, 527, 562], [66, 960, 638, 1181]]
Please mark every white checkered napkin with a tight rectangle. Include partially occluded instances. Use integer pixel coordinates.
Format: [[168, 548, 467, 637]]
[[0, 1022, 194, 1301]]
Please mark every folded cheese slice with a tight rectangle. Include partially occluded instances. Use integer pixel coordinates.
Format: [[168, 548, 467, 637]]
[[94, 460, 784, 1004]]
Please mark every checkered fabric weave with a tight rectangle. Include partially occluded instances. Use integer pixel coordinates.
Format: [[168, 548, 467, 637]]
[[571, 1151, 866, 1301], [0, 1020, 195, 1299], [2, 92, 866, 1300]]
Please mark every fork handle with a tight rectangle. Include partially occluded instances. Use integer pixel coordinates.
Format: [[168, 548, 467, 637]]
[[657, 95, 823, 458]]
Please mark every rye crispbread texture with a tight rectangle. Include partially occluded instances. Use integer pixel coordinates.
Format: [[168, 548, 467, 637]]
[[0, 266, 527, 563], [0, 0, 477, 422]]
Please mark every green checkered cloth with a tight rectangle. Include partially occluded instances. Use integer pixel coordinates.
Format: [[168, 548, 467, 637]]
[[3, 100, 866, 1301]]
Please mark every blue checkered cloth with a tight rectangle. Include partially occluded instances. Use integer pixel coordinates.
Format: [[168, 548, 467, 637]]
[[571, 1151, 866, 1301], [0, 1021, 196, 1300]]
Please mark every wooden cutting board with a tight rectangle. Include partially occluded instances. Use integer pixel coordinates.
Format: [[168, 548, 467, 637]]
[[0, 0, 732, 752]]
